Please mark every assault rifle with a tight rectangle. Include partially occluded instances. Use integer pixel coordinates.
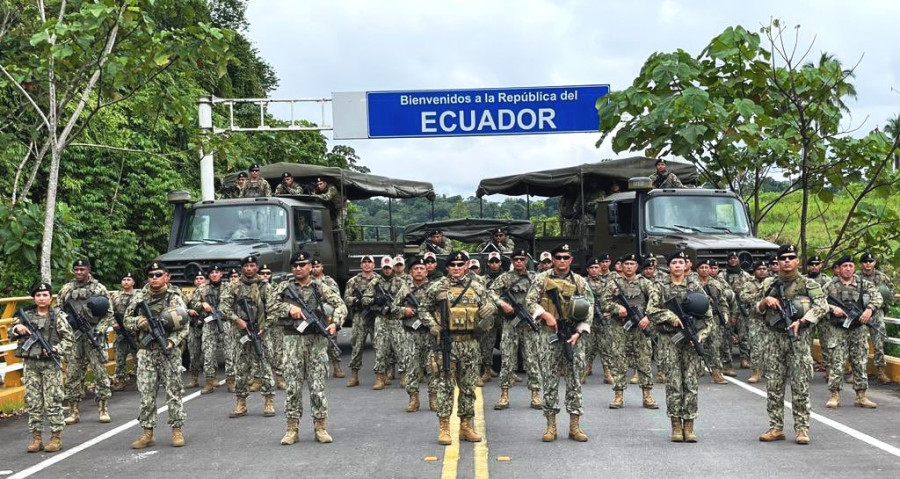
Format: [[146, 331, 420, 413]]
[[767, 280, 799, 344], [401, 293, 425, 331], [137, 301, 172, 359], [546, 287, 575, 362], [735, 289, 750, 318], [613, 283, 657, 348], [436, 298, 452, 374], [501, 290, 539, 332], [62, 300, 103, 351], [238, 297, 265, 357], [15, 308, 62, 369], [205, 293, 225, 333], [374, 282, 394, 315], [826, 295, 885, 339], [353, 289, 375, 325], [113, 310, 139, 351], [281, 285, 340, 351], [664, 297, 705, 357], [703, 284, 727, 327]]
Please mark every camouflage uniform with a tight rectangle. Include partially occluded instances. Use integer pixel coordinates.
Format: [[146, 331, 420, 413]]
[[740, 276, 768, 370], [723, 267, 752, 365], [317, 274, 344, 363], [316, 184, 345, 226], [475, 237, 516, 254], [185, 288, 205, 378], [391, 278, 434, 396], [490, 269, 542, 392], [750, 272, 827, 433], [698, 277, 730, 372], [345, 273, 377, 371], [858, 269, 894, 369], [363, 273, 407, 375], [220, 275, 276, 400], [807, 272, 831, 368], [188, 281, 235, 380], [822, 276, 882, 393], [584, 273, 612, 376], [478, 270, 504, 375], [652, 275, 712, 420], [419, 237, 452, 255], [12, 307, 74, 433], [240, 178, 272, 197], [602, 275, 661, 391], [269, 278, 347, 421], [124, 285, 190, 430], [274, 182, 304, 195], [58, 278, 113, 405], [651, 172, 684, 188], [525, 270, 594, 418], [110, 290, 138, 383]]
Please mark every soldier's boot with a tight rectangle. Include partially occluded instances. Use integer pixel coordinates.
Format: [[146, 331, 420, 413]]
[[248, 380, 262, 392], [740, 358, 751, 369], [568, 415, 588, 442], [823, 366, 830, 382], [825, 391, 840, 408], [185, 371, 200, 388], [429, 392, 437, 412], [854, 390, 877, 409], [275, 375, 287, 390], [541, 414, 557, 442], [875, 366, 892, 385], [280, 419, 300, 445], [44, 432, 62, 453], [656, 371, 667, 384], [314, 418, 333, 443], [480, 369, 492, 384], [475, 375, 484, 387], [670, 418, 684, 443], [630, 371, 638, 384], [795, 430, 810, 445], [384, 366, 394, 385], [683, 420, 697, 443], [748, 368, 761, 384], [171, 427, 185, 447], [373, 373, 386, 390], [513, 373, 522, 383], [459, 417, 482, 442], [711, 369, 728, 384], [608, 390, 624, 409], [603, 367, 613, 385], [407, 392, 420, 413], [438, 417, 452, 445], [494, 388, 510, 410], [98, 399, 111, 423], [585, 363, 594, 376], [229, 397, 248, 418], [530, 390, 543, 410], [332, 361, 345, 378], [27, 430, 43, 453], [758, 428, 786, 442], [111, 376, 127, 391], [642, 388, 659, 409], [201, 377, 217, 394], [346, 369, 360, 387], [490, 369, 499, 378], [226, 375, 236, 393], [131, 428, 155, 449], [64, 402, 80, 425], [723, 367, 737, 378], [263, 395, 276, 417]]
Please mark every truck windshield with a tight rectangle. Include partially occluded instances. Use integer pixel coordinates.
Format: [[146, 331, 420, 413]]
[[181, 205, 288, 244], [645, 195, 750, 235]]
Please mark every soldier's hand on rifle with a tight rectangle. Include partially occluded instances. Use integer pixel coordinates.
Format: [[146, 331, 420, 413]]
[[617, 305, 628, 318], [188, 309, 198, 318], [638, 317, 651, 330], [137, 316, 151, 332], [860, 308, 873, 324], [13, 325, 29, 336], [202, 302, 212, 313], [289, 305, 306, 321], [404, 307, 416, 318], [759, 296, 781, 311], [326, 324, 337, 336], [567, 331, 581, 345], [671, 317, 683, 329], [832, 306, 846, 318], [112, 323, 120, 331], [429, 325, 441, 338], [167, 340, 175, 350], [500, 302, 513, 315], [788, 320, 801, 336], [235, 318, 248, 331], [436, 288, 449, 302], [540, 312, 557, 330]]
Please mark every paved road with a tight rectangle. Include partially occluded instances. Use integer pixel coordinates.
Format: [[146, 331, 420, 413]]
[[2, 331, 899, 478]]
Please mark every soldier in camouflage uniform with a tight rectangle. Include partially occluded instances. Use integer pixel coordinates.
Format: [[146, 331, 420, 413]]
[[274, 171, 304, 195], [476, 228, 516, 254], [110, 273, 138, 391], [188, 265, 235, 394], [124, 263, 190, 449], [259, 264, 286, 390], [240, 164, 272, 197], [314, 177, 346, 228], [391, 257, 434, 412], [858, 252, 895, 384], [363, 256, 406, 390], [419, 229, 452, 255], [651, 158, 685, 188], [477, 252, 505, 385], [525, 244, 594, 443], [583, 254, 614, 384], [269, 252, 347, 445], [710, 261, 739, 377], [491, 249, 543, 411], [344, 255, 377, 386], [58, 258, 114, 425], [393, 256, 410, 283], [602, 253, 661, 410], [740, 261, 770, 383], [805, 256, 831, 380], [822, 255, 881, 409], [220, 256, 277, 418], [11, 283, 74, 453], [753, 244, 827, 445], [221, 171, 247, 199], [184, 273, 206, 389], [651, 250, 712, 442], [313, 259, 345, 378], [723, 253, 752, 370], [695, 259, 731, 384]]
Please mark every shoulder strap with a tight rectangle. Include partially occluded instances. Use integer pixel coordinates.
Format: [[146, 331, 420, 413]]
[[450, 280, 472, 308]]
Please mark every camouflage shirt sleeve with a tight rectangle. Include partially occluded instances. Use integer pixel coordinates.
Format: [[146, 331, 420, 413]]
[[92, 282, 115, 332], [219, 282, 241, 323], [800, 277, 828, 325], [267, 282, 291, 324], [390, 282, 412, 320], [861, 278, 884, 313], [54, 308, 75, 358], [318, 280, 348, 326]]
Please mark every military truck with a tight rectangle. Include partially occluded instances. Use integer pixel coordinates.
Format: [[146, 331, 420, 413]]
[[475, 156, 778, 270], [158, 163, 435, 285]]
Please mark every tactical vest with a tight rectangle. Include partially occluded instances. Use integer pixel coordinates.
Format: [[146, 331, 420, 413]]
[[137, 291, 176, 347], [278, 282, 325, 334], [506, 273, 533, 304], [617, 277, 649, 312], [539, 276, 580, 322], [66, 282, 101, 325], [447, 282, 480, 332], [403, 282, 431, 332], [15, 309, 61, 360], [243, 179, 268, 197], [234, 282, 267, 324]]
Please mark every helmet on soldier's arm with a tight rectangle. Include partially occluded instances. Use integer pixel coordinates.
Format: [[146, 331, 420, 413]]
[[86, 295, 111, 318], [682, 292, 710, 317], [878, 284, 893, 306], [160, 305, 190, 332]]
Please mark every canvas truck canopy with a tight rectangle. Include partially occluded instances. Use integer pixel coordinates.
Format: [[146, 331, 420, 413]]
[[475, 156, 698, 198], [221, 162, 436, 201], [404, 218, 535, 245]]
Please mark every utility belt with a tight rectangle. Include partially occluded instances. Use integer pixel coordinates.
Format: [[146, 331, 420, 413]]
[[402, 317, 426, 332], [656, 318, 707, 335], [449, 333, 476, 342]]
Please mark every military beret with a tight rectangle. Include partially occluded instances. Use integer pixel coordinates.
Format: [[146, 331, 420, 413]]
[[859, 252, 875, 263], [229, 268, 239, 276], [469, 259, 481, 270], [380, 256, 393, 268], [423, 252, 437, 261], [122, 272, 134, 280], [768, 258, 779, 266], [641, 258, 655, 270], [311, 259, 322, 266], [240, 255, 258, 266], [597, 253, 611, 262], [487, 252, 502, 262], [281, 172, 292, 179], [237, 171, 248, 179], [621, 253, 639, 263], [666, 250, 688, 264], [492, 228, 506, 235], [654, 158, 666, 165], [72, 258, 91, 269], [292, 252, 311, 265], [146, 261, 167, 273], [727, 251, 739, 259], [645, 254, 658, 264], [539, 251, 552, 262], [586, 257, 601, 266], [511, 249, 528, 259], [698, 258, 715, 267], [447, 251, 468, 263], [316, 177, 327, 183], [833, 254, 853, 268], [428, 229, 443, 235], [393, 255, 405, 265], [248, 164, 260, 171], [259, 264, 272, 273], [459, 251, 471, 260], [752, 261, 766, 270], [207, 265, 223, 275], [408, 257, 426, 268], [807, 255, 822, 266], [550, 244, 571, 255], [776, 244, 798, 257], [30, 282, 52, 297], [360, 255, 374, 263]]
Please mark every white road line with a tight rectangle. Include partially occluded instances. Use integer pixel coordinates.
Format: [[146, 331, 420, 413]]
[[726, 376, 900, 458], [10, 382, 221, 479]]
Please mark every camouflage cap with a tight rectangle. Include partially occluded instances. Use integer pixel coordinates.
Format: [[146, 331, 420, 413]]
[[360, 255, 374, 263], [30, 282, 52, 297], [487, 252, 502, 262], [539, 251, 552, 262], [469, 259, 481, 270], [393, 255, 405, 265], [423, 252, 437, 261], [380, 255, 393, 268]]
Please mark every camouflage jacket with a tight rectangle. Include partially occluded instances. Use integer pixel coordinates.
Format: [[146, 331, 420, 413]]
[[420, 274, 497, 331], [363, 273, 406, 319], [219, 275, 275, 331], [859, 270, 895, 311], [419, 238, 452, 255], [316, 274, 340, 294], [651, 172, 684, 189], [651, 274, 712, 341], [750, 273, 828, 326], [344, 273, 376, 322], [10, 307, 75, 360], [391, 278, 432, 329], [240, 178, 272, 197], [123, 285, 190, 349], [57, 277, 114, 332], [274, 182, 304, 196], [475, 237, 516, 254], [601, 274, 663, 322], [824, 275, 882, 326], [490, 270, 535, 304], [269, 278, 347, 333], [525, 269, 594, 334]]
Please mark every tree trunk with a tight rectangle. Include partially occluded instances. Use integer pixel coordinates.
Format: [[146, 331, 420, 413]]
[[799, 144, 809, 263], [40, 141, 60, 283]]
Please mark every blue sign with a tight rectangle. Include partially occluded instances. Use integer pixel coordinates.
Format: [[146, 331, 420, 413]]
[[365, 85, 609, 138]]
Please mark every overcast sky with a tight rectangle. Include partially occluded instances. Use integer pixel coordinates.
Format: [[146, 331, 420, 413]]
[[245, 0, 899, 197]]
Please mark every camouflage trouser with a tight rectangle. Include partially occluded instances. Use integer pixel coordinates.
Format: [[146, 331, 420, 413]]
[[202, 322, 235, 378], [283, 334, 329, 420], [702, 321, 723, 370], [64, 335, 112, 403], [719, 320, 734, 368], [659, 334, 702, 420], [609, 320, 653, 391], [748, 316, 765, 369], [186, 325, 203, 374], [762, 326, 813, 432], [870, 312, 887, 367], [374, 317, 404, 373], [584, 314, 611, 371], [24, 359, 65, 432], [737, 314, 752, 362], [825, 323, 869, 392], [349, 317, 375, 370], [113, 335, 138, 379], [136, 348, 185, 429], [478, 317, 500, 372], [264, 325, 285, 376], [433, 338, 479, 418], [498, 320, 542, 391], [815, 322, 833, 368], [538, 328, 585, 417], [233, 334, 274, 399], [405, 330, 435, 395]]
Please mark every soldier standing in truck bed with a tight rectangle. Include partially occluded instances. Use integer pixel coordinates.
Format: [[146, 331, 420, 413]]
[[651, 159, 684, 189]]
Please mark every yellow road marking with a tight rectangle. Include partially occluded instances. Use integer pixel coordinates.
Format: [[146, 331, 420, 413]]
[[440, 386, 461, 479], [474, 386, 490, 479]]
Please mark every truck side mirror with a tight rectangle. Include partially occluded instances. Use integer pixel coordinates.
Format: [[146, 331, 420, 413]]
[[607, 203, 620, 235]]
